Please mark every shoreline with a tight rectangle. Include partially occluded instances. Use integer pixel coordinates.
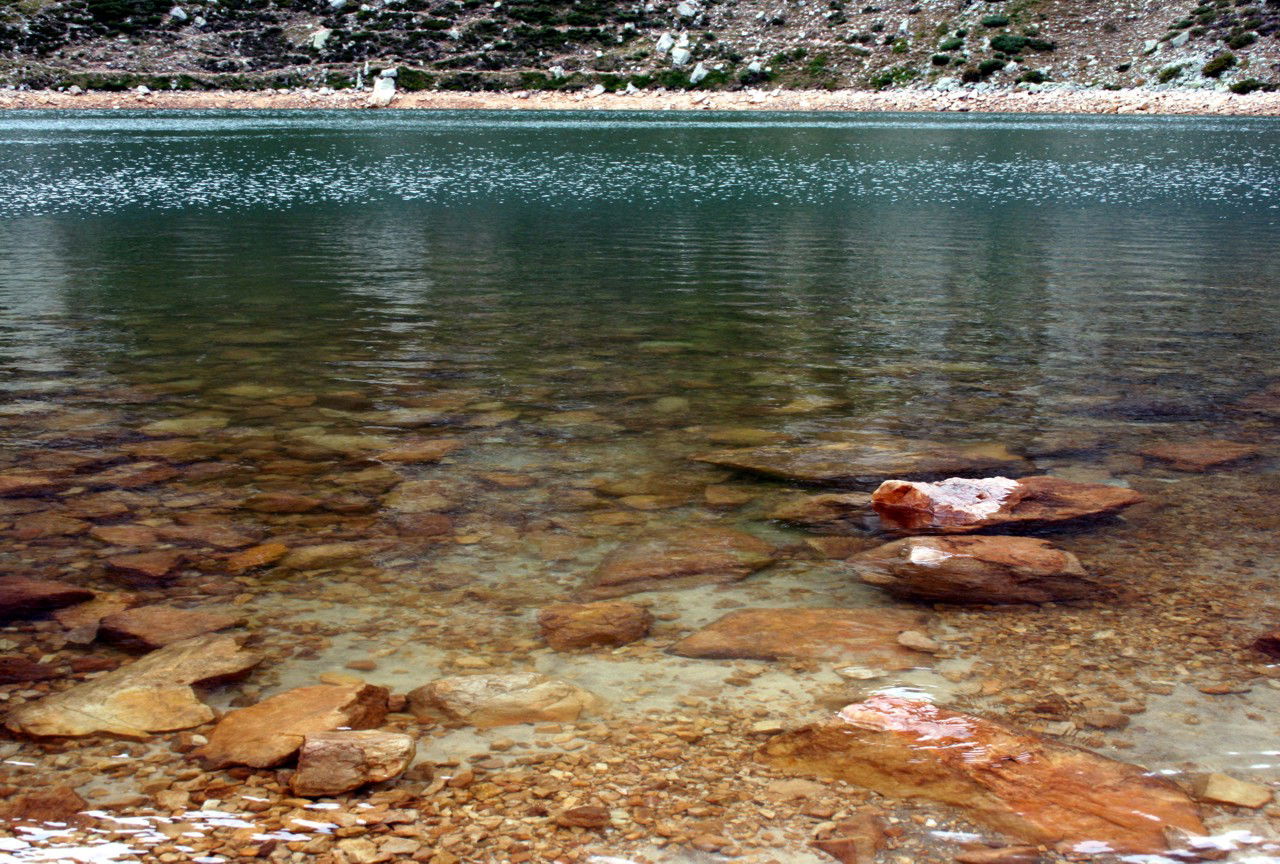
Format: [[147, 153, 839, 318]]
[[4, 86, 1280, 115]]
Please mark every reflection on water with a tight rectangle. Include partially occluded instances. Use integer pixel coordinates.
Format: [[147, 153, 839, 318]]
[[0, 111, 1278, 863]]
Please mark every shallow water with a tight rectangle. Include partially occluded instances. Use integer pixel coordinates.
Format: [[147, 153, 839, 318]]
[[1, 110, 1279, 863]]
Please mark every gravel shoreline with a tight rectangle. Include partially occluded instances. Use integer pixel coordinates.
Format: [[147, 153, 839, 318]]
[[4, 86, 1280, 114]]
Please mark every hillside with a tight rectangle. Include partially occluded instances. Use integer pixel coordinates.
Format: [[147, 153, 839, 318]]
[[1, 0, 1278, 93]]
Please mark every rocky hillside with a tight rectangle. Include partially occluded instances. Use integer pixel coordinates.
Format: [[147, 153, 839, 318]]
[[1, 0, 1278, 92]]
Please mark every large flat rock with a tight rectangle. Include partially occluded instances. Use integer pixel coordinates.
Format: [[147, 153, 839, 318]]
[[5, 634, 260, 738], [760, 695, 1204, 854], [670, 608, 930, 667], [872, 476, 1142, 534], [767, 493, 874, 534], [0, 578, 94, 621], [584, 527, 776, 598], [692, 442, 1030, 489], [851, 536, 1102, 604], [196, 683, 390, 768], [408, 672, 603, 728]]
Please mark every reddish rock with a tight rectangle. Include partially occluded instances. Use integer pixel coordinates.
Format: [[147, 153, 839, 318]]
[[871, 476, 1143, 535], [99, 605, 243, 648], [122, 438, 223, 462], [693, 441, 1029, 488], [83, 462, 180, 490], [811, 811, 885, 864], [239, 493, 322, 513], [538, 601, 653, 650], [376, 438, 464, 463], [225, 542, 289, 573], [196, 684, 390, 768], [554, 805, 612, 828], [1139, 440, 1262, 472], [408, 672, 602, 728], [954, 847, 1042, 864], [53, 592, 137, 640], [850, 536, 1102, 604], [89, 524, 159, 547], [703, 484, 756, 508], [1237, 382, 1280, 417], [0, 471, 59, 497], [759, 695, 1204, 854], [0, 785, 88, 824], [12, 511, 90, 540], [290, 730, 416, 796], [0, 578, 93, 620], [671, 608, 930, 667], [63, 494, 131, 520], [106, 550, 185, 583], [0, 656, 60, 684], [768, 493, 873, 534], [155, 523, 256, 549], [585, 527, 775, 598], [1252, 629, 1280, 658], [386, 512, 455, 539]]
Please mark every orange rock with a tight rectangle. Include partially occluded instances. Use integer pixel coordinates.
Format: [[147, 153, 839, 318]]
[[811, 810, 885, 863], [1139, 440, 1262, 472], [12, 511, 90, 540], [585, 527, 775, 598], [155, 523, 256, 549], [768, 493, 873, 534], [53, 592, 137, 639], [83, 462, 179, 490], [224, 542, 289, 573], [703, 484, 756, 508], [671, 608, 929, 667], [759, 695, 1204, 854], [0, 785, 88, 824], [871, 476, 1142, 534], [239, 493, 322, 513], [106, 550, 185, 583], [290, 730, 416, 797], [0, 472, 59, 497], [0, 578, 94, 621], [538, 601, 653, 650], [196, 683, 390, 768], [89, 524, 159, 547], [376, 438, 464, 463], [0, 656, 60, 684], [99, 604, 243, 648], [851, 536, 1102, 604]]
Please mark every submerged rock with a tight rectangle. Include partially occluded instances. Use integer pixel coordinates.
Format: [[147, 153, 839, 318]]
[[768, 492, 873, 534], [585, 527, 775, 598], [1187, 772, 1272, 808], [196, 683, 390, 768], [225, 542, 289, 573], [376, 438, 463, 463], [99, 604, 243, 648], [0, 578, 93, 621], [1139, 439, 1262, 472], [871, 476, 1143, 534], [850, 536, 1101, 604], [1237, 382, 1280, 417], [693, 442, 1029, 488], [106, 549, 186, 584], [0, 785, 89, 824], [759, 695, 1204, 854], [290, 730, 416, 796], [538, 601, 653, 651], [671, 608, 929, 667], [0, 471, 60, 497], [408, 672, 603, 728], [6, 634, 260, 738], [0, 656, 61, 684]]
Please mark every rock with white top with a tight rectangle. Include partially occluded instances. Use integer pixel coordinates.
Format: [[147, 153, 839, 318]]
[[689, 62, 709, 84], [671, 47, 692, 66], [655, 32, 675, 54], [370, 75, 395, 107]]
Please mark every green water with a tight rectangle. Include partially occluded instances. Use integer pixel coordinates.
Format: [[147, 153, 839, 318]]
[[1, 111, 1279, 863]]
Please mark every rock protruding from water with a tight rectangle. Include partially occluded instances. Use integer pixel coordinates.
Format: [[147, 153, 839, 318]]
[[851, 536, 1101, 604], [585, 527, 775, 598], [6, 634, 260, 738], [1139, 439, 1262, 472], [407, 672, 603, 728], [759, 695, 1204, 854], [671, 608, 930, 666], [290, 730, 416, 797], [692, 441, 1030, 488], [538, 601, 653, 651], [871, 476, 1143, 534], [0, 578, 93, 621], [767, 492, 873, 534], [196, 683, 390, 768]]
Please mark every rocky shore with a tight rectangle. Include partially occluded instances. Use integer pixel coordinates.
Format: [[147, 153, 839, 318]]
[[4, 86, 1280, 115]]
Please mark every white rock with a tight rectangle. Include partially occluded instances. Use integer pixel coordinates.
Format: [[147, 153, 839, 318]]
[[380, 67, 397, 78], [689, 62, 709, 84], [328, 0, 347, 8], [587, 84, 606, 97], [670, 46, 692, 66], [624, 82, 639, 94], [675, 0, 699, 16], [68, 85, 83, 95], [747, 59, 763, 73], [655, 32, 675, 54], [370, 76, 395, 107], [193, 15, 205, 26], [549, 65, 565, 79], [1171, 30, 1189, 47], [135, 85, 151, 95], [310, 27, 332, 50], [169, 5, 188, 21]]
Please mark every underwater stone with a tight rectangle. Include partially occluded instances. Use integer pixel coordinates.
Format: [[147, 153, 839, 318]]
[[291, 730, 416, 796], [585, 526, 775, 598], [538, 601, 653, 650], [408, 672, 603, 728]]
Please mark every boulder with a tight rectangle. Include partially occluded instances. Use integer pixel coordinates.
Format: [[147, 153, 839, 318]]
[[670, 608, 929, 667], [759, 695, 1204, 854], [693, 442, 1029, 489], [53, 592, 136, 642], [1186, 772, 1272, 809], [768, 493, 873, 534], [0, 579, 93, 621], [13, 512, 89, 540], [105, 550, 186, 584], [376, 438, 463, 463], [1139, 440, 1262, 472], [585, 527, 775, 598], [408, 672, 602, 728], [99, 604, 243, 648], [850, 536, 1102, 604], [0, 785, 89, 824], [871, 476, 1142, 534], [225, 542, 289, 573], [6, 634, 260, 738], [538, 601, 653, 651], [196, 683, 390, 768], [0, 472, 59, 497], [90, 524, 159, 547], [290, 730, 416, 796]]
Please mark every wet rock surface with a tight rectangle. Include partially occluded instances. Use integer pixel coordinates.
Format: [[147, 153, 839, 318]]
[[0, 578, 94, 620], [850, 536, 1102, 604], [872, 476, 1144, 534], [760, 695, 1206, 854], [408, 672, 603, 728], [537, 600, 653, 650], [196, 683, 390, 768], [585, 527, 776, 597], [768, 492, 874, 534], [1139, 439, 1263, 472], [98, 604, 243, 648], [290, 730, 416, 796]]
